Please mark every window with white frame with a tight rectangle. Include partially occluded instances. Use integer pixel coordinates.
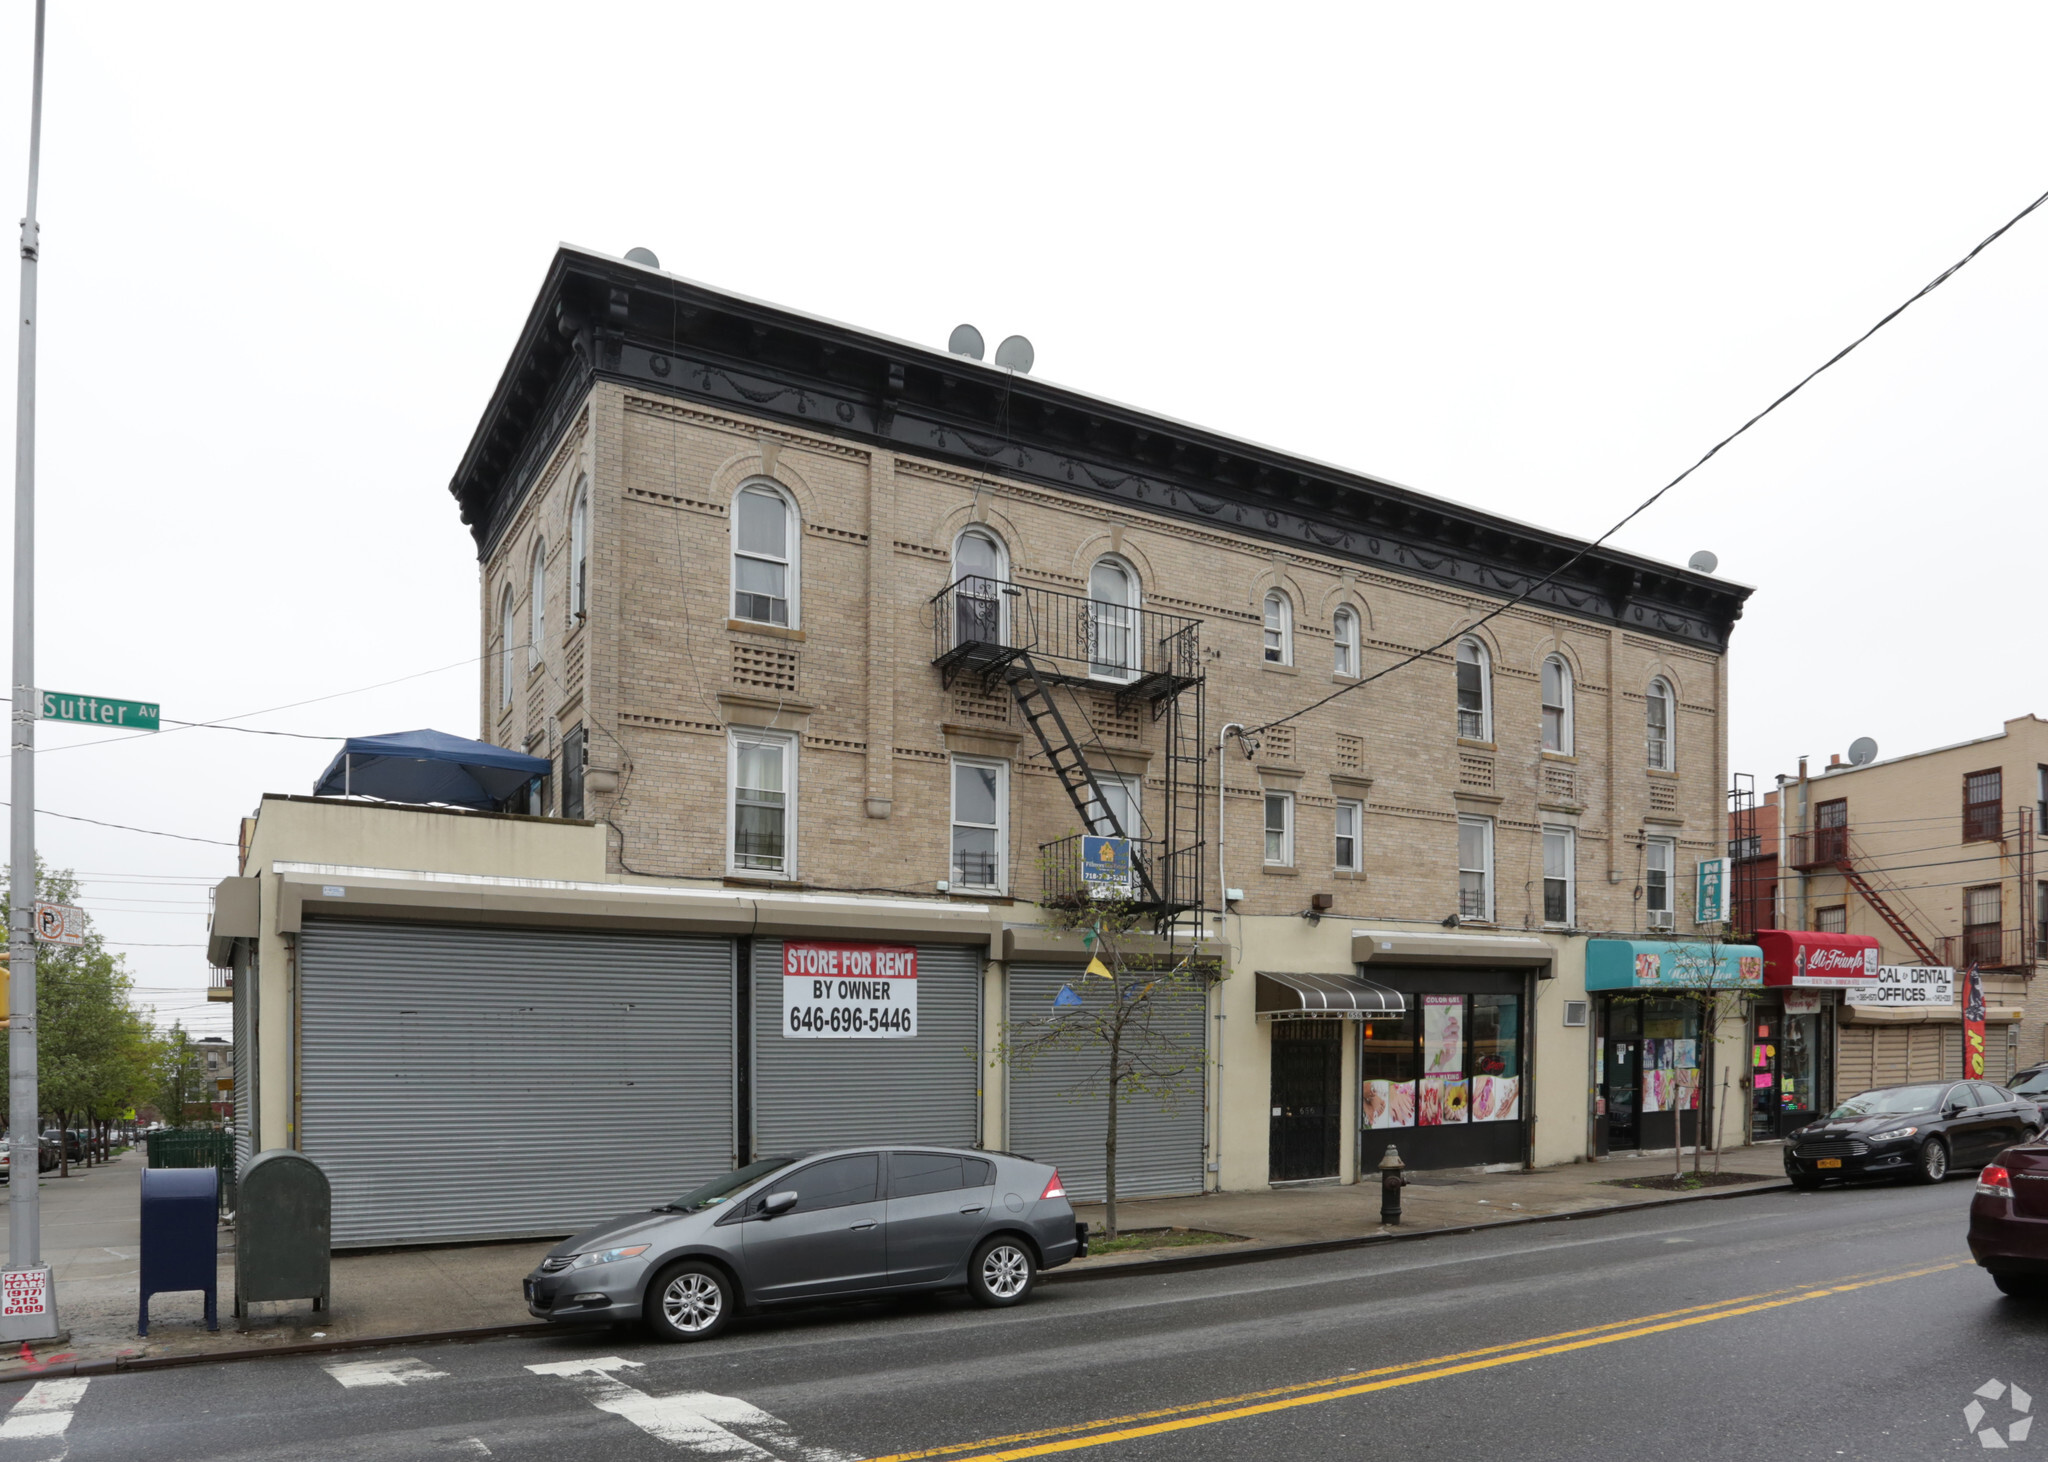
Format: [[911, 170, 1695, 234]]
[[569, 478, 589, 623], [1262, 591, 1293, 665], [1542, 826, 1574, 925], [1458, 815, 1493, 920], [729, 730, 795, 875], [950, 758, 1007, 890], [497, 583, 515, 710], [1087, 557, 1140, 681], [1093, 772, 1141, 838], [1335, 799, 1363, 872], [951, 528, 1008, 648], [1645, 836, 1675, 924], [732, 482, 797, 626], [1264, 791, 1294, 866], [1646, 678, 1675, 770], [527, 539, 547, 674], [1333, 606, 1359, 677], [1456, 638, 1491, 741], [1541, 655, 1573, 754]]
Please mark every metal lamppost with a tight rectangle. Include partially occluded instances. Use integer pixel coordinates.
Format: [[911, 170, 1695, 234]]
[[3, 0, 60, 1344]]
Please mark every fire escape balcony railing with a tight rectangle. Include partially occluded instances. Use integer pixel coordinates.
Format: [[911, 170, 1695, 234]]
[[931, 578, 1202, 704], [1038, 834, 1199, 913], [1942, 927, 2035, 972], [1788, 826, 1850, 871]]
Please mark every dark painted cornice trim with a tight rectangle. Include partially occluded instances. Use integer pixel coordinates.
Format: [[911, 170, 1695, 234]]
[[449, 248, 1751, 650]]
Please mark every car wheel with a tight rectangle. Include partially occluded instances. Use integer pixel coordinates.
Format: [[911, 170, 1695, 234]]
[[1910, 1136, 1949, 1184], [644, 1261, 733, 1343], [1789, 1173, 1824, 1191], [1994, 1273, 2047, 1299], [968, 1236, 1037, 1309]]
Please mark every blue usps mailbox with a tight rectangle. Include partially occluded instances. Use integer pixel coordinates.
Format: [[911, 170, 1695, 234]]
[[139, 1166, 219, 1336]]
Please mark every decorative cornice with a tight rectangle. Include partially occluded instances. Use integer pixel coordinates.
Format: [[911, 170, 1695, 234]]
[[450, 248, 1753, 651]]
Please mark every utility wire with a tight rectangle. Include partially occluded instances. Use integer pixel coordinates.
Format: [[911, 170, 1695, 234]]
[[0, 801, 236, 846], [1246, 181, 2048, 740]]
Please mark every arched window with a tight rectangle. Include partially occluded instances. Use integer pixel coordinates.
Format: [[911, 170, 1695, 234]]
[[568, 477, 589, 623], [497, 583, 515, 710], [1455, 637, 1491, 741], [1646, 677, 1675, 770], [1333, 606, 1359, 677], [1262, 591, 1293, 666], [1088, 556, 1140, 681], [732, 481, 798, 626], [1541, 655, 1573, 754], [527, 539, 547, 674], [951, 527, 1008, 647]]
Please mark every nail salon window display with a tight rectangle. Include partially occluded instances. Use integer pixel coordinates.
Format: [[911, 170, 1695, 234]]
[[1585, 939, 1763, 1156], [1360, 989, 1523, 1171]]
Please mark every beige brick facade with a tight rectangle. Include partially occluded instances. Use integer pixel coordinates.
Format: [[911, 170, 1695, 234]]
[[476, 378, 1732, 939]]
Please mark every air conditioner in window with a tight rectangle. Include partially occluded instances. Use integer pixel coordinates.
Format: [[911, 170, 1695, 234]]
[[1648, 909, 1675, 931]]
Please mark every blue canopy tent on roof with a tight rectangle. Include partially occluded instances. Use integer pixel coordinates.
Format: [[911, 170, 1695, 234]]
[[312, 729, 551, 810]]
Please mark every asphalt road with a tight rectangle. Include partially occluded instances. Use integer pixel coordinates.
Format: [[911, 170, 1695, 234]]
[[5, 1177, 2041, 1461]]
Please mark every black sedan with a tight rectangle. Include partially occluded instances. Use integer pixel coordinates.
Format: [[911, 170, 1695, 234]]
[[1783, 1080, 2041, 1188]]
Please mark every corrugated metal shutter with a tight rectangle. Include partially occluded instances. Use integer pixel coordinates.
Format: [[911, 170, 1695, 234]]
[[300, 919, 735, 1247], [751, 941, 981, 1153], [232, 944, 254, 1178], [1837, 1024, 1874, 1097], [1004, 963, 1207, 1202]]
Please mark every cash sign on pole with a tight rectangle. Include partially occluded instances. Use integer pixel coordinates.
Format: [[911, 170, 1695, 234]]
[[5, 0, 62, 1344]]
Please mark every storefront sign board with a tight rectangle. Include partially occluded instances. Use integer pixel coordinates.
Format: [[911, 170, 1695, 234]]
[[782, 941, 918, 1038], [1757, 929, 1880, 987], [1695, 859, 1727, 923], [1585, 939, 1764, 991], [1843, 965, 1953, 1007]]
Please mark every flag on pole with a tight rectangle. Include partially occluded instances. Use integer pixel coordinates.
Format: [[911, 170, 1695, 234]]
[[1964, 963, 1986, 1079]]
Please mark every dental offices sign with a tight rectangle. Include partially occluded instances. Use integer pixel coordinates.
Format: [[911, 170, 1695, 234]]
[[1845, 965, 1955, 1008], [782, 941, 918, 1038]]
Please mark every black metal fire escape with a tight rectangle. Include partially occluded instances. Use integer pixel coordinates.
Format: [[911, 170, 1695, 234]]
[[932, 576, 1205, 927]]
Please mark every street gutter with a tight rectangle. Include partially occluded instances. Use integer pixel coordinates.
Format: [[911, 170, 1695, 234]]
[[0, 1177, 1793, 1383]]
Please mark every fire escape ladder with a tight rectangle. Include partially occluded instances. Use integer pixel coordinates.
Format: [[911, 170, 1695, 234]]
[[1003, 650, 1165, 908], [1836, 860, 1942, 967]]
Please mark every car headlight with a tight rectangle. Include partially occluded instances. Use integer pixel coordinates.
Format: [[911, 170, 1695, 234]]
[[566, 1244, 650, 1270], [1870, 1126, 1919, 1143]]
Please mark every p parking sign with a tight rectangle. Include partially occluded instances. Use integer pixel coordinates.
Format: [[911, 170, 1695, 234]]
[[33, 902, 82, 945]]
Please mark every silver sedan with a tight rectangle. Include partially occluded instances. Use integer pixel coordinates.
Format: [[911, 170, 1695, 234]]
[[523, 1145, 1086, 1341]]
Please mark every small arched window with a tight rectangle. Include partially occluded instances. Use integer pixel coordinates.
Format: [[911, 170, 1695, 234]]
[[732, 481, 798, 626], [497, 583, 515, 710], [1541, 655, 1573, 754], [527, 539, 547, 674], [1088, 556, 1140, 681], [1646, 677, 1675, 770], [1333, 606, 1359, 677], [1456, 637, 1491, 741], [1262, 591, 1293, 665], [951, 528, 1008, 647], [568, 477, 589, 623]]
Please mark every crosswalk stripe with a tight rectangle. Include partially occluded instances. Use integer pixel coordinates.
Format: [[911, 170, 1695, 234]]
[[0, 1378, 89, 1440], [526, 1357, 852, 1460]]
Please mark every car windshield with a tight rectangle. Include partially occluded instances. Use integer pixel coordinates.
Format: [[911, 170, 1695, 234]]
[[668, 1157, 796, 1213], [2014, 1073, 2048, 1097], [1831, 1085, 1947, 1118]]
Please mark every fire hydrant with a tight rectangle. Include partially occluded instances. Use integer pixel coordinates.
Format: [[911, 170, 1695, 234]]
[[1379, 1143, 1408, 1225]]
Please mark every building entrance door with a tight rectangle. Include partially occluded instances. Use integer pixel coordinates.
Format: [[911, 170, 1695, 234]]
[[1752, 1003, 1825, 1140], [1601, 999, 1642, 1151], [1269, 1019, 1342, 1181]]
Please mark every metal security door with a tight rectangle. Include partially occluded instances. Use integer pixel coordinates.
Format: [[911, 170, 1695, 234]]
[[1269, 1019, 1342, 1181], [751, 942, 981, 1154], [298, 920, 736, 1247], [1005, 963, 1207, 1202]]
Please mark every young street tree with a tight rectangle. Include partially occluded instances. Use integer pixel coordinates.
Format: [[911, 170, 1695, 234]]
[[155, 1023, 212, 1125], [994, 891, 1212, 1240]]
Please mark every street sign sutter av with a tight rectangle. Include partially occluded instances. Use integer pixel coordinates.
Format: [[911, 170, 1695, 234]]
[[37, 690, 158, 730]]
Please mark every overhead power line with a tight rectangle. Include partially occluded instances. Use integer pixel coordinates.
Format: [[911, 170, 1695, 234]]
[[1246, 181, 2048, 740], [0, 801, 236, 846]]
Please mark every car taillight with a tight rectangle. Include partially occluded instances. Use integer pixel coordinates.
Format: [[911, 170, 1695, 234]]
[[1979, 1164, 2015, 1199], [1041, 1171, 1067, 1201]]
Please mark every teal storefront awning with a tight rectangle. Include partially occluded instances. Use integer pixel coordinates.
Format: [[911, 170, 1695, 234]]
[[1585, 939, 1764, 992]]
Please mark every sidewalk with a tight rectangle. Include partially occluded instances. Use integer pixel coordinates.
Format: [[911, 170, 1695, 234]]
[[0, 1148, 1787, 1377]]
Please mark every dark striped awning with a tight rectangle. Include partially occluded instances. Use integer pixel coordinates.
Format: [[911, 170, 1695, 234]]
[[1255, 970, 1406, 1019]]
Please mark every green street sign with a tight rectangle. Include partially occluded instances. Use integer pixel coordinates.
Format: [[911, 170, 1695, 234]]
[[38, 690, 159, 731]]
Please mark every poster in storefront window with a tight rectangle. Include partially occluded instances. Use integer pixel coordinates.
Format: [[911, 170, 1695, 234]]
[[1363, 1079, 1416, 1128], [1423, 995, 1464, 1075], [1473, 1074, 1520, 1122], [1420, 1075, 1469, 1125]]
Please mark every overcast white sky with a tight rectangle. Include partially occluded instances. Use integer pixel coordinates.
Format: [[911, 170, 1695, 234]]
[[0, 3, 2043, 1032]]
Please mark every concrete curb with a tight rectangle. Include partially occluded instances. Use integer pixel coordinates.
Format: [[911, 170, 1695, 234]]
[[0, 1177, 1793, 1383]]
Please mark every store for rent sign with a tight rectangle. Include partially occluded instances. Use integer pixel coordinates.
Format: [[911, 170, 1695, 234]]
[[1846, 965, 1955, 1007], [1, 1266, 49, 1318], [782, 941, 918, 1038]]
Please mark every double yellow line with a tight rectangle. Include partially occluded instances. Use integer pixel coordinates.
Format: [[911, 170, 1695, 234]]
[[864, 1259, 1966, 1462]]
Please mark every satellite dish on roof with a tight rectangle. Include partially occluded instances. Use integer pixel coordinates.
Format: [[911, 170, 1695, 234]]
[[994, 334, 1034, 373], [1848, 737, 1879, 766], [623, 247, 660, 268], [948, 324, 985, 360], [1687, 550, 1719, 574]]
